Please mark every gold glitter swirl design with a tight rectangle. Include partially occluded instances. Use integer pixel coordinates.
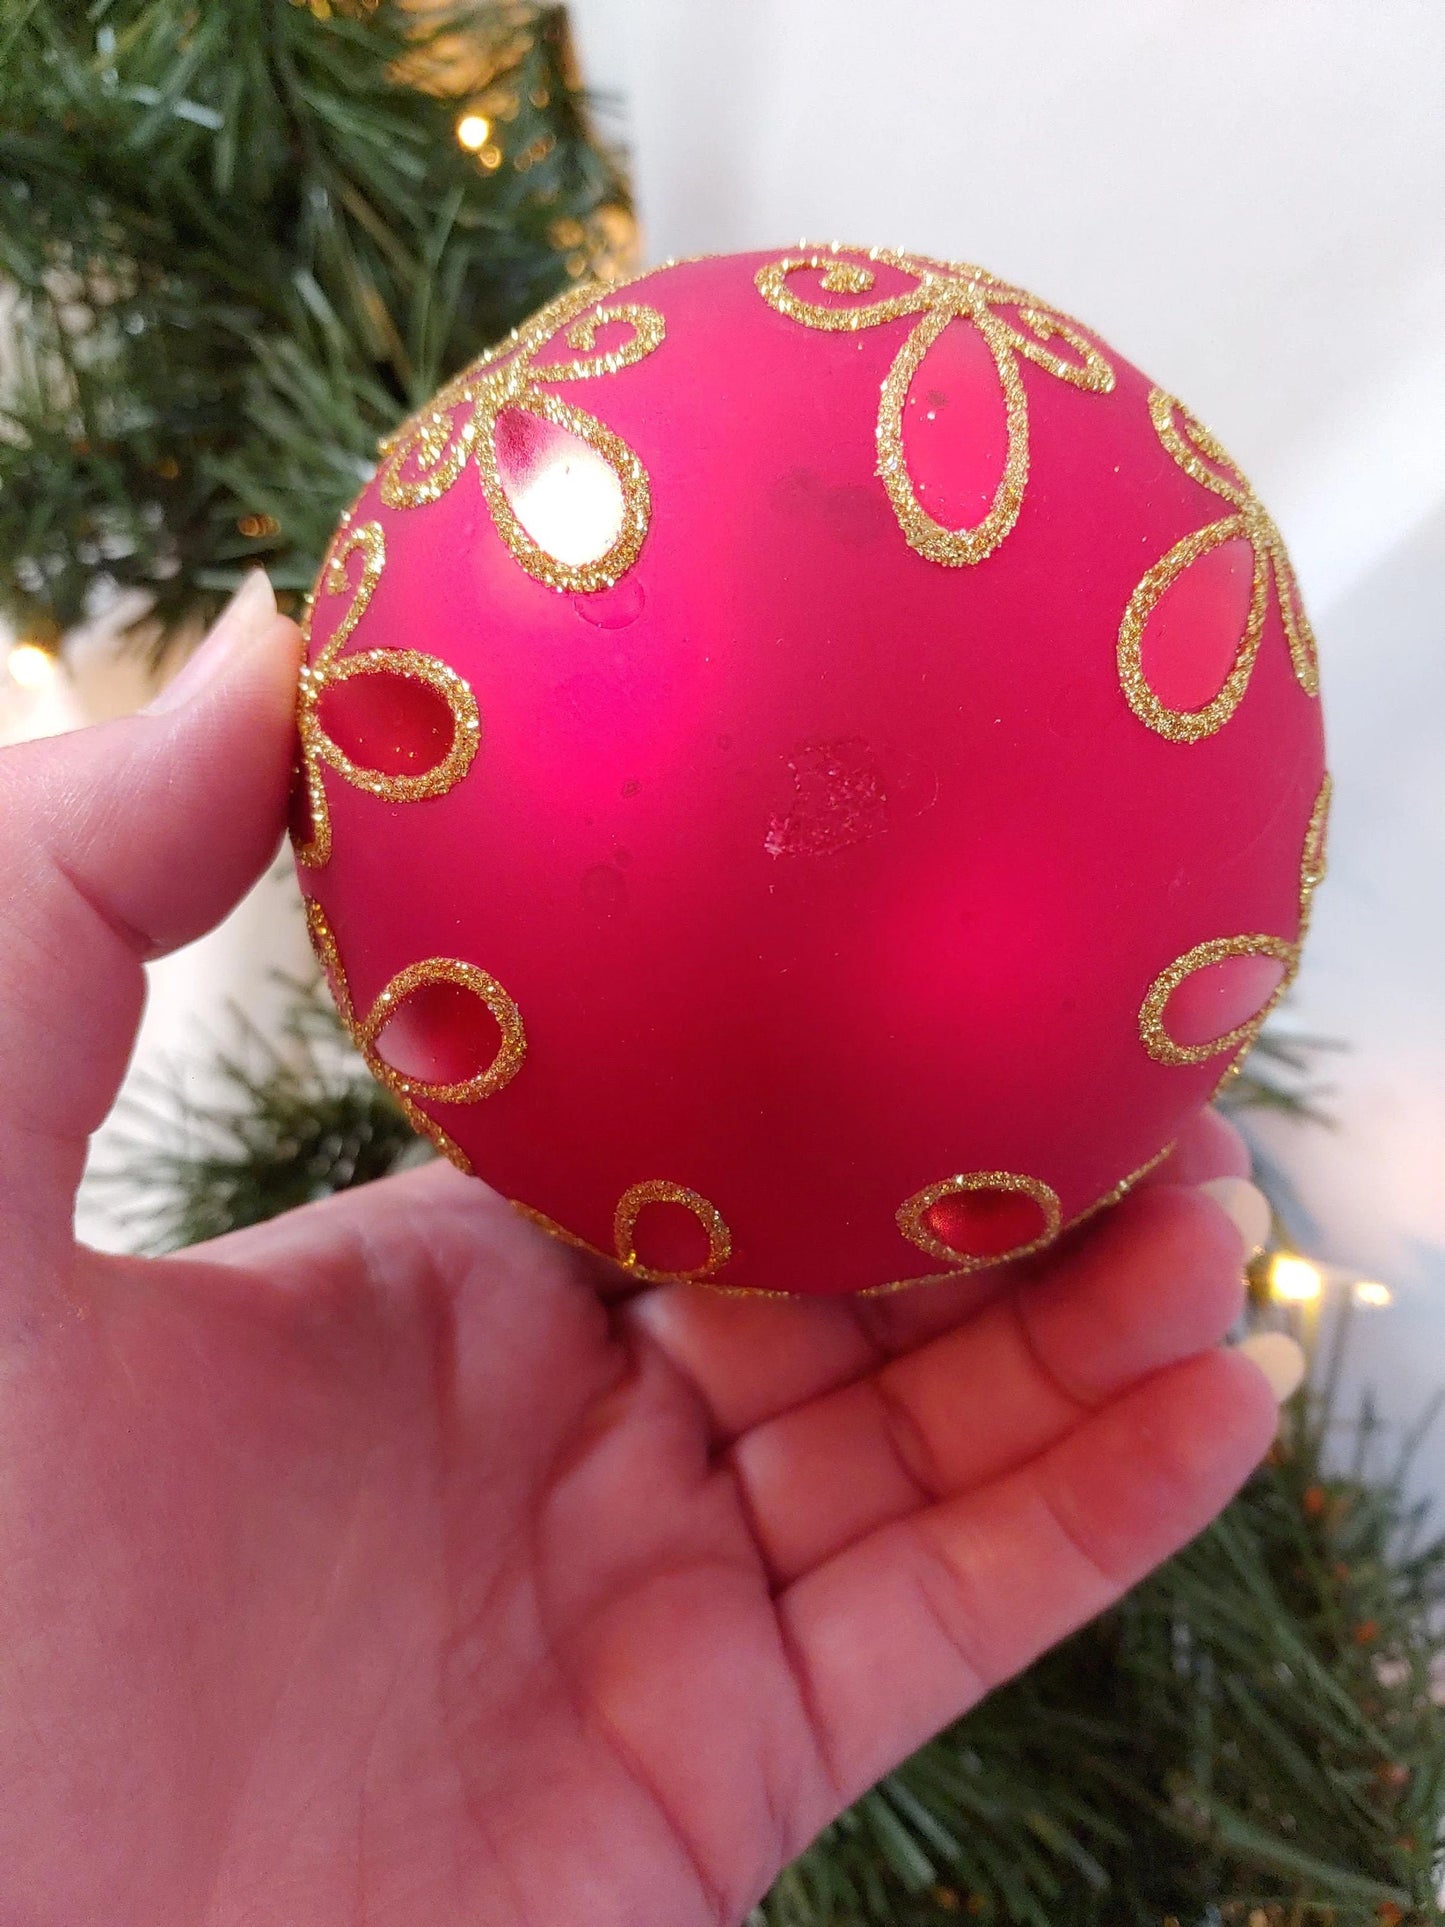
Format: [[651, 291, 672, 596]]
[[1117, 389, 1319, 742], [293, 517, 481, 870], [510, 1186, 734, 1288], [1298, 772, 1332, 937], [756, 245, 1114, 568], [304, 898, 525, 1169], [895, 1170, 1063, 1269], [612, 1180, 733, 1284], [1138, 933, 1299, 1068], [377, 280, 665, 593]]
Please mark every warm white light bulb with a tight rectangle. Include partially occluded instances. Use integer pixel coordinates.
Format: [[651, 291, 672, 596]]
[[1353, 1279, 1393, 1308], [456, 113, 491, 152], [1270, 1253, 1323, 1303], [7, 641, 59, 690]]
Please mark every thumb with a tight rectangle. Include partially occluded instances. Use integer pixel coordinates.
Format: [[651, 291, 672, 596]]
[[0, 574, 299, 1255]]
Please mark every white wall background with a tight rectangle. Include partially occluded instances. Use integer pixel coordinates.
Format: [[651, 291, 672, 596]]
[[6, 1, 1441, 1479]]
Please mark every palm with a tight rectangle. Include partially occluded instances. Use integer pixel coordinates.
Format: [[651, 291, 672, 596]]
[[0, 589, 1279, 1925]]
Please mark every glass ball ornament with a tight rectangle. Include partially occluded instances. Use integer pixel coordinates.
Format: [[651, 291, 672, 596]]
[[291, 246, 1326, 1296]]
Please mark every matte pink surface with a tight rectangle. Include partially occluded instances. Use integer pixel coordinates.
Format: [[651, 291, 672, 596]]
[[294, 248, 1326, 1295]]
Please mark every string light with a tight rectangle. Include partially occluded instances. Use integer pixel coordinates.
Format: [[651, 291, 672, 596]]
[[455, 113, 491, 151], [6, 641, 60, 690], [1269, 1253, 1323, 1303], [1354, 1279, 1394, 1308]]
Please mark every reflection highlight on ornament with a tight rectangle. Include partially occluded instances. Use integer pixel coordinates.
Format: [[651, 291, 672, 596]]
[[1117, 388, 1319, 741], [1134, 532, 1260, 713], [362, 957, 525, 1105], [371, 975, 506, 1088], [1139, 934, 1298, 1068], [613, 1180, 732, 1283], [377, 281, 664, 594], [302, 897, 524, 1171], [756, 245, 1114, 569], [494, 408, 626, 568], [897, 1171, 1062, 1269]]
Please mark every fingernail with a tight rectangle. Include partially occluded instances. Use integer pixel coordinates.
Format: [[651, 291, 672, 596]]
[[146, 572, 278, 714], [1233, 1330, 1306, 1404], [1198, 1176, 1271, 1258]]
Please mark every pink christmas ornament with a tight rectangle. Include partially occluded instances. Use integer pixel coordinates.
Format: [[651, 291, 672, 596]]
[[291, 245, 1326, 1296]]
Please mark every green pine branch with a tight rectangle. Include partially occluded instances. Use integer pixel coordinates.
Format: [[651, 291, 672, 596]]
[[0, 0, 631, 649], [755, 1396, 1445, 1927], [89, 980, 422, 1250]]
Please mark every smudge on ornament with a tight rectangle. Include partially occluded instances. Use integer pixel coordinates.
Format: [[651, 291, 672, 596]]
[[580, 862, 628, 913], [766, 738, 890, 859], [771, 467, 885, 546], [1137, 533, 1257, 712]]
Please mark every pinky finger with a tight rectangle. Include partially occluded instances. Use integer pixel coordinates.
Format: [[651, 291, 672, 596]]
[[776, 1346, 1280, 1810]]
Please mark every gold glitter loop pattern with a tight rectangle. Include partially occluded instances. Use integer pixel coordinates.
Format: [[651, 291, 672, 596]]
[[756, 246, 1115, 568], [895, 1170, 1063, 1269], [512, 1191, 739, 1290], [377, 281, 666, 593], [1117, 389, 1320, 742], [304, 898, 524, 1168], [1138, 934, 1300, 1068], [294, 518, 482, 870], [613, 1180, 733, 1283], [513, 1144, 1181, 1298]]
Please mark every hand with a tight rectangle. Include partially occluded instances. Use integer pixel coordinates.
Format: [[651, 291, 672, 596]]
[[0, 576, 1288, 1927]]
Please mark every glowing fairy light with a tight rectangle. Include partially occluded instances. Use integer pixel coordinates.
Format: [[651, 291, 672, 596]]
[[1353, 1279, 1394, 1309], [1270, 1253, 1324, 1303], [6, 641, 60, 690], [455, 113, 491, 152]]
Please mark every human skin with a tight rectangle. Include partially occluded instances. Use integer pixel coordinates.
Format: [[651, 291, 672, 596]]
[[0, 575, 1286, 1926]]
